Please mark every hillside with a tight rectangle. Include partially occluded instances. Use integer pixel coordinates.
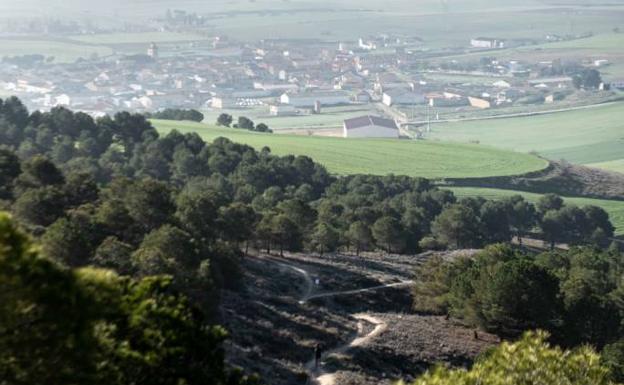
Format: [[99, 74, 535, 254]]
[[426, 102, 624, 167], [153, 120, 548, 179], [223, 251, 496, 385]]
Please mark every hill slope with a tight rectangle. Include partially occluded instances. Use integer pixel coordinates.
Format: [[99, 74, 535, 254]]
[[153, 120, 547, 179], [426, 102, 624, 166]]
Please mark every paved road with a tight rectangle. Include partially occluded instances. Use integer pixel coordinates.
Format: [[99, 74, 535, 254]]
[[404, 100, 622, 127]]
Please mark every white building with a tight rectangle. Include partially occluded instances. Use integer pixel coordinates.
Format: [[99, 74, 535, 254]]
[[343, 115, 399, 138], [280, 91, 350, 108], [211, 96, 237, 109], [358, 38, 377, 51], [253, 82, 299, 93], [269, 104, 297, 116], [470, 37, 505, 49], [382, 89, 426, 106]]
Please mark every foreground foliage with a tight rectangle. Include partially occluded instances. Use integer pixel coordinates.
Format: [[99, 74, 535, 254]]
[[0, 212, 257, 385], [403, 331, 616, 385]]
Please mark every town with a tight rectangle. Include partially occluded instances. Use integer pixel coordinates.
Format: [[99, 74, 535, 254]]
[[1, 9, 622, 138]]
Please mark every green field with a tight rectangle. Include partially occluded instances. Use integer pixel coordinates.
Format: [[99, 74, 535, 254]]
[[5, 1, 622, 50], [449, 186, 624, 235], [205, 2, 624, 46], [69, 32, 209, 45], [153, 119, 548, 179], [588, 159, 624, 174], [0, 38, 113, 63], [427, 102, 624, 166]]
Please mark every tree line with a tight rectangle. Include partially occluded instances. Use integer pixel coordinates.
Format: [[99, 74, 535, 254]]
[[145, 108, 205, 122], [413, 244, 624, 381], [0, 96, 615, 270], [217, 113, 273, 133]]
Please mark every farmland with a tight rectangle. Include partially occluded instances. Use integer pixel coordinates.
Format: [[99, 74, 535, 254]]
[[0, 38, 112, 63], [438, 33, 624, 80], [449, 186, 624, 235], [2, 0, 623, 54], [69, 32, 208, 45], [426, 102, 624, 166], [152, 119, 548, 179], [589, 159, 624, 174]]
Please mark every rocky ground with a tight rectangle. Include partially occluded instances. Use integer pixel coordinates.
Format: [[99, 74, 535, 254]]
[[325, 314, 498, 385], [221, 250, 490, 385]]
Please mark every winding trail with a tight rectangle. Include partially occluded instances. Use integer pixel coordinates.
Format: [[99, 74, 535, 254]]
[[261, 255, 314, 301], [304, 281, 414, 303], [258, 254, 401, 385], [306, 314, 388, 385]]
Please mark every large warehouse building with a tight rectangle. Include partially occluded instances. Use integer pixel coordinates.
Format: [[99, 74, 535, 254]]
[[343, 115, 399, 138]]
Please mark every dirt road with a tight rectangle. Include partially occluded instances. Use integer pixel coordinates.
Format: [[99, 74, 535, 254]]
[[307, 313, 388, 385], [258, 254, 400, 385]]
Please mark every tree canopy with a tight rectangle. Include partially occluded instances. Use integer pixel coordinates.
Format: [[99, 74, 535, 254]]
[[403, 331, 615, 385]]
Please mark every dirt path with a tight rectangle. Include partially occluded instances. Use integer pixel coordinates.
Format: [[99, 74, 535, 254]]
[[307, 314, 388, 385], [257, 255, 395, 385], [304, 281, 414, 303], [261, 255, 314, 301]]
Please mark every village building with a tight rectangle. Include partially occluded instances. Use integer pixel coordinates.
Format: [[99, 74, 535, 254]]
[[280, 90, 350, 108], [269, 104, 297, 116], [210, 96, 237, 109], [428, 92, 468, 107], [468, 96, 491, 109], [528, 77, 573, 89], [470, 37, 505, 49], [343, 115, 399, 138], [382, 89, 426, 106]]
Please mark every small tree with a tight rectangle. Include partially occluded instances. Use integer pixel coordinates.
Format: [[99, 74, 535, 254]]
[[255, 123, 272, 133], [540, 209, 566, 250], [237, 116, 255, 130], [270, 214, 299, 257], [573, 68, 602, 90], [372, 216, 405, 253], [506, 196, 536, 246], [537, 193, 564, 215], [431, 204, 480, 249], [216, 113, 233, 127], [345, 221, 372, 256], [311, 222, 339, 256]]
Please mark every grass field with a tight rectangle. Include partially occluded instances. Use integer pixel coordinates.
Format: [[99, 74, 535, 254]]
[[449, 186, 624, 235], [69, 32, 209, 45], [7, 0, 620, 48], [427, 102, 624, 166], [0, 38, 113, 63], [588, 159, 624, 174], [153, 119, 548, 179]]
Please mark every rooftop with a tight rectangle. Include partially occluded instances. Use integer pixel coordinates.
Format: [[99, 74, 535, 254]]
[[344, 115, 398, 130]]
